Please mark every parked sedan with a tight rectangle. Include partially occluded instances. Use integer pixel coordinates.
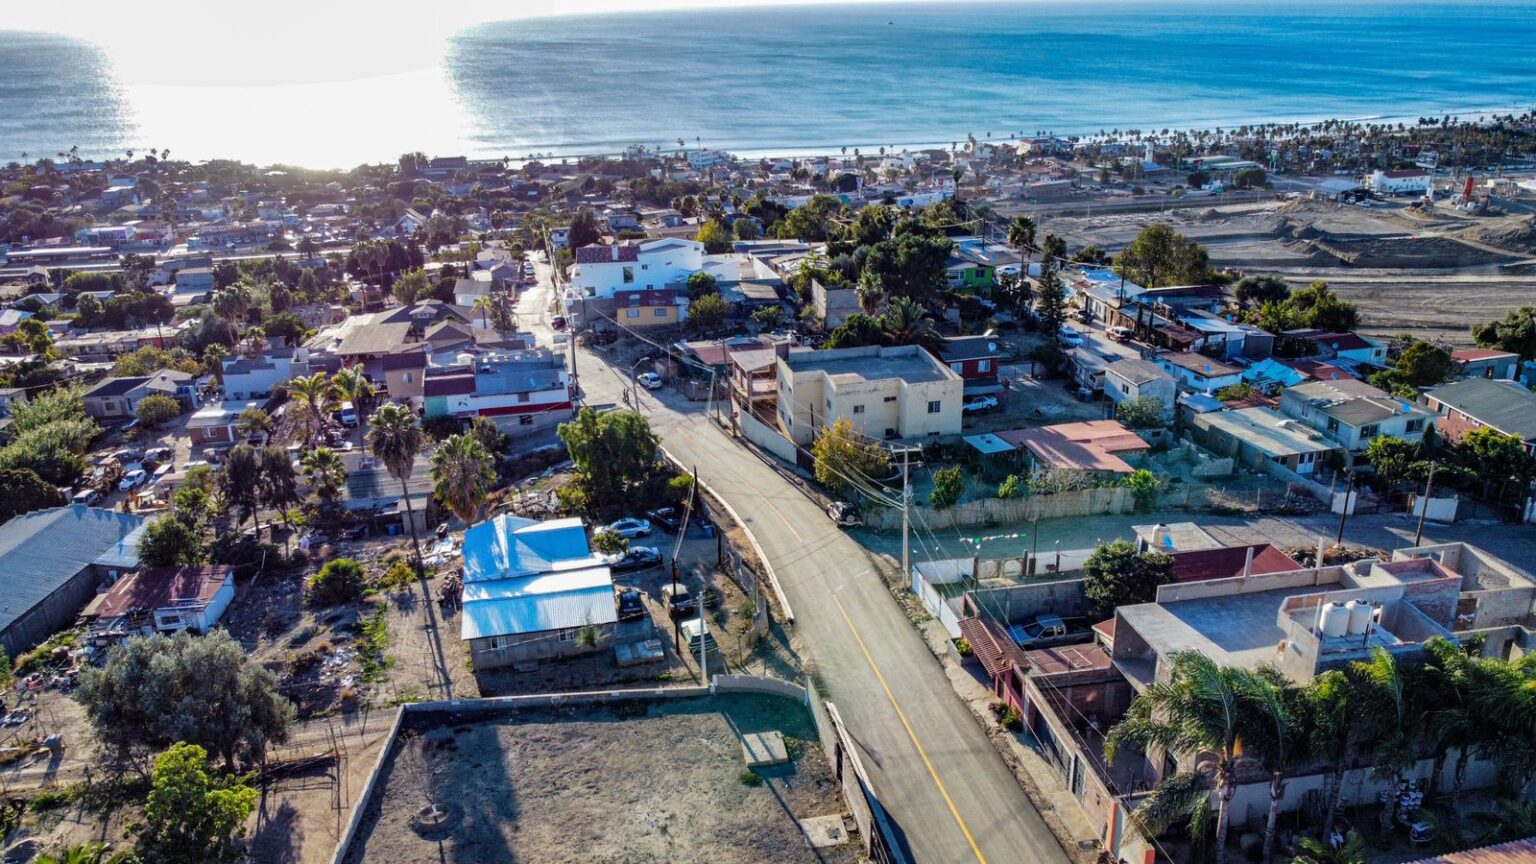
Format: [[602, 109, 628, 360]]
[[963, 395, 1000, 413], [636, 372, 663, 390], [599, 517, 652, 539], [118, 469, 148, 491], [645, 507, 683, 533], [614, 588, 647, 622], [608, 546, 662, 573], [1057, 326, 1084, 348]]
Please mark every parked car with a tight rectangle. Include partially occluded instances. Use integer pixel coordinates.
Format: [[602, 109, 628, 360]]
[[1008, 614, 1093, 649], [118, 469, 148, 491], [335, 401, 359, 428], [646, 507, 683, 533], [636, 372, 663, 390], [680, 617, 717, 655], [827, 501, 862, 527], [608, 546, 662, 573], [110, 448, 144, 465], [550, 316, 567, 330], [1057, 326, 1084, 348], [143, 446, 174, 465], [963, 395, 1000, 413], [662, 583, 697, 617], [1106, 326, 1133, 343], [614, 588, 646, 622], [599, 517, 652, 539], [71, 488, 101, 506], [552, 332, 571, 346]]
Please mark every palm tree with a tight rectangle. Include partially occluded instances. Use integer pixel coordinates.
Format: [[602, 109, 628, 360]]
[[287, 373, 333, 445], [856, 270, 885, 315], [330, 367, 377, 430], [1350, 648, 1424, 832], [35, 844, 133, 864], [879, 297, 943, 351], [1473, 651, 1536, 795], [301, 446, 346, 505], [1105, 651, 1250, 864], [1421, 637, 1482, 814], [471, 295, 495, 329], [203, 343, 228, 389], [1007, 215, 1037, 272], [1291, 831, 1365, 864], [367, 402, 425, 568], [430, 433, 496, 525], [1305, 670, 1365, 838], [1240, 669, 1308, 863]]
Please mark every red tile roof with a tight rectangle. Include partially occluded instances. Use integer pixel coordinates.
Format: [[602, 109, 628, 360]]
[[1452, 348, 1517, 362], [1167, 544, 1302, 583], [614, 289, 684, 306], [573, 243, 639, 264], [95, 565, 232, 618], [1278, 358, 1357, 381], [1405, 836, 1536, 864]]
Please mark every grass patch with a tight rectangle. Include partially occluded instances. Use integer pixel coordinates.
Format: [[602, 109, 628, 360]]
[[739, 770, 763, 787], [357, 606, 393, 683]]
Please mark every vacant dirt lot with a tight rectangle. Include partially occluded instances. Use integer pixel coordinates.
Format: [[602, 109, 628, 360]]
[[344, 694, 859, 864]]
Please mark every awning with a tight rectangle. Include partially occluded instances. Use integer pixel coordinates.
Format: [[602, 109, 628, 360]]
[[964, 433, 1015, 456]]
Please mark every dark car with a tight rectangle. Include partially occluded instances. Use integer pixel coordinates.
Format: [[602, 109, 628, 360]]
[[615, 588, 646, 622], [661, 583, 696, 617], [550, 316, 567, 331], [646, 507, 683, 533], [589, 329, 618, 346], [608, 546, 662, 573]]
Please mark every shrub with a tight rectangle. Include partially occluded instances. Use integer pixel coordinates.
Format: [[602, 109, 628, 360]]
[[996, 474, 1023, 499], [1121, 468, 1162, 511], [375, 560, 417, 593], [930, 466, 965, 510], [1000, 706, 1023, 732], [955, 638, 973, 657], [739, 770, 764, 787], [307, 558, 365, 607]]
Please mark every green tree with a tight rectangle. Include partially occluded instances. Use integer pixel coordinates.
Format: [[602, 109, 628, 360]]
[[1240, 670, 1309, 863], [1291, 832, 1365, 864], [17, 318, 54, 356], [824, 313, 887, 349], [234, 407, 271, 439], [1234, 274, 1290, 308], [1471, 305, 1536, 363], [300, 446, 346, 505], [136, 742, 258, 864], [1233, 167, 1268, 189], [1350, 648, 1422, 831], [1006, 215, 1037, 271], [258, 445, 299, 520], [1121, 468, 1162, 510], [307, 558, 365, 606], [686, 271, 719, 300], [557, 407, 659, 517], [1187, 169, 1211, 189], [1081, 539, 1174, 616], [733, 218, 760, 241], [687, 293, 730, 333], [879, 296, 942, 351], [1115, 395, 1166, 429], [590, 529, 629, 557], [366, 403, 426, 567], [1214, 381, 1256, 402], [468, 415, 507, 456], [0, 467, 65, 522], [1289, 280, 1359, 333], [77, 630, 293, 770], [391, 268, 429, 305], [566, 207, 601, 250], [331, 367, 377, 431], [810, 418, 889, 497], [996, 474, 1023, 499], [694, 219, 732, 254], [863, 227, 953, 305], [431, 433, 496, 525], [218, 445, 263, 530], [1105, 651, 1251, 864], [1365, 435, 1417, 497], [1034, 264, 1067, 337], [286, 373, 333, 445], [930, 466, 965, 509], [1114, 224, 1212, 288], [1393, 340, 1454, 388], [137, 515, 204, 568]]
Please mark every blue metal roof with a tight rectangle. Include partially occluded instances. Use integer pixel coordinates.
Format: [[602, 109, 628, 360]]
[[0, 505, 148, 634], [461, 515, 595, 582], [460, 565, 617, 639]]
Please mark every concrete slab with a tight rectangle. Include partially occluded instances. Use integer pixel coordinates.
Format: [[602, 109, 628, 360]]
[[798, 814, 850, 848], [741, 730, 788, 768]]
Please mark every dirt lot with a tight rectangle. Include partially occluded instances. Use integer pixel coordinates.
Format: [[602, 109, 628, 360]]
[[343, 694, 860, 864]]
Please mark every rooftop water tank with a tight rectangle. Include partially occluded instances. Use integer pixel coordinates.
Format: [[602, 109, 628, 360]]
[[1320, 602, 1348, 638], [1348, 600, 1374, 635]]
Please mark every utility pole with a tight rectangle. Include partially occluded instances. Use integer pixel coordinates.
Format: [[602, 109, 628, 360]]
[[1413, 461, 1438, 547], [1335, 473, 1355, 545]]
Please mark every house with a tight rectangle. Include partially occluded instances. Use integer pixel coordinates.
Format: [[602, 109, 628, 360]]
[[1279, 379, 1435, 451], [1450, 347, 1519, 381], [937, 335, 1004, 394], [380, 348, 427, 405], [458, 515, 617, 669], [1421, 378, 1536, 455], [90, 564, 236, 638], [0, 387, 27, 417], [173, 267, 215, 296], [1285, 330, 1387, 367], [1190, 406, 1337, 476], [1154, 351, 1244, 393], [422, 348, 573, 432], [0, 505, 147, 655], [81, 375, 173, 420], [452, 278, 492, 308], [611, 289, 688, 328], [1103, 359, 1177, 422], [997, 420, 1148, 477], [811, 279, 860, 330], [222, 347, 311, 401], [340, 451, 433, 533], [1366, 169, 1431, 195], [187, 399, 263, 445], [570, 238, 705, 298], [0, 308, 33, 335], [776, 344, 963, 445]]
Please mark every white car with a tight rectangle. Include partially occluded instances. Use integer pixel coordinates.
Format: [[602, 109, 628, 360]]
[[636, 372, 663, 390], [1057, 326, 1084, 348], [599, 517, 652, 539], [118, 469, 148, 491], [963, 395, 999, 413]]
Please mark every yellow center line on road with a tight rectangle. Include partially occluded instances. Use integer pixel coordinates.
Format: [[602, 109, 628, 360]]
[[832, 594, 988, 864]]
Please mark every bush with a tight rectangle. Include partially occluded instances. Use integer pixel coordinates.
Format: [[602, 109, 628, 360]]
[[375, 560, 416, 593], [739, 770, 763, 787], [996, 474, 1023, 499], [930, 466, 966, 510], [307, 558, 365, 607], [1000, 706, 1023, 732], [955, 638, 972, 657], [668, 473, 695, 506], [1121, 468, 1162, 511]]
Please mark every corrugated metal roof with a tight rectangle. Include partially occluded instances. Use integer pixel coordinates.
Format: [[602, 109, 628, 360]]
[[461, 515, 594, 582], [0, 506, 148, 634], [1405, 836, 1536, 864], [457, 562, 614, 636]]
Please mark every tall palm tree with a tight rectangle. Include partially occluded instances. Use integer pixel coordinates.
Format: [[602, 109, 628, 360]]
[[287, 373, 333, 445], [301, 446, 346, 505], [1422, 637, 1483, 813], [367, 402, 425, 568], [430, 433, 496, 525], [203, 343, 228, 389], [330, 367, 377, 431], [1473, 651, 1536, 795], [1007, 215, 1037, 272], [1240, 669, 1309, 863], [471, 295, 495, 329], [856, 270, 885, 315], [1105, 651, 1250, 864], [1350, 648, 1422, 832], [879, 296, 943, 351], [1305, 670, 1365, 837]]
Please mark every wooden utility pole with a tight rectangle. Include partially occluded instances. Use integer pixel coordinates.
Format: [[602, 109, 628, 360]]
[[1413, 461, 1438, 547]]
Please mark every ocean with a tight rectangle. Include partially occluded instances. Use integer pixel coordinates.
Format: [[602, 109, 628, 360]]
[[1, 0, 1533, 168]]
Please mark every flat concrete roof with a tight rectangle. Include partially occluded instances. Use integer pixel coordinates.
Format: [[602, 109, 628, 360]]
[[1200, 407, 1332, 458], [786, 346, 952, 385], [1119, 586, 1298, 669]]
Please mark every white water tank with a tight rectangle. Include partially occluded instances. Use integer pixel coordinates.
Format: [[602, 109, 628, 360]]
[[1320, 602, 1348, 638], [1348, 600, 1374, 635]]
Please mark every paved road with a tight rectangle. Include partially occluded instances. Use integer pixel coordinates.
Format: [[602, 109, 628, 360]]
[[559, 344, 1066, 864]]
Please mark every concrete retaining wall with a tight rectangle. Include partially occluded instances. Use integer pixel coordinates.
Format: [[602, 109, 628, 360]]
[[866, 486, 1133, 531], [739, 408, 798, 464], [329, 707, 405, 864]]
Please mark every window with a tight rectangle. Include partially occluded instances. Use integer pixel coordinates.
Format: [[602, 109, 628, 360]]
[[518, 392, 530, 403], [1326, 418, 1340, 435], [883, 396, 897, 403], [927, 400, 942, 414], [1359, 423, 1380, 439], [654, 308, 666, 317], [950, 362, 963, 373], [519, 416, 533, 426], [1121, 383, 1130, 394], [641, 263, 649, 270], [559, 629, 576, 642], [402, 372, 413, 384], [826, 399, 832, 410], [1406, 418, 1424, 434], [852, 404, 865, 414], [622, 266, 634, 284], [978, 360, 990, 373], [627, 309, 640, 318]]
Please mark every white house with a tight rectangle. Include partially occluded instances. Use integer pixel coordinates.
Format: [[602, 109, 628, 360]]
[[1278, 379, 1435, 452], [222, 347, 311, 401], [173, 267, 215, 295], [776, 344, 963, 445], [570, 238, 705, 298], [1104, 358, 1178, 422], [92, 565, 236, 636], [1366, 170, 1431, 196], [1156, 351, 1245, 393]]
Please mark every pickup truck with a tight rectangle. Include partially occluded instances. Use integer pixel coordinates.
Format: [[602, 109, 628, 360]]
[[1007, 614, 1093, 650]]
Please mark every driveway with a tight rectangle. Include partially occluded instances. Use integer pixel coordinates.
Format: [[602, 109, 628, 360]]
[[571, 346, 1068, 864]]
